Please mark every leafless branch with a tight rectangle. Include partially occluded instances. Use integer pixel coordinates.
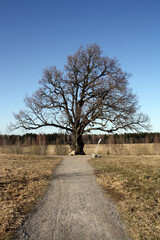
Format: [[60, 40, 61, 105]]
[[10, 44, 150, 154]]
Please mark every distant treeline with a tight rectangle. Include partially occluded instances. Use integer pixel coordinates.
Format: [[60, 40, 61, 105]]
[[0, 132, 160, 146]]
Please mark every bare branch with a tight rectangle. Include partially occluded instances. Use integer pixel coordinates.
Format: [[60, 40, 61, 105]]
[[10, 43, 150, 154]]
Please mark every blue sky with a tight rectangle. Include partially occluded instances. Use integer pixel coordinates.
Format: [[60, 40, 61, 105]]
[[0, 0, 160, 134]]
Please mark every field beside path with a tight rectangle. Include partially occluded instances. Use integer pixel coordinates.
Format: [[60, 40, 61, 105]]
[[1, 152, 159, 240], [90, 155, 160, 240], [16, 155, 130, 240], [0, 154, 62, 240]]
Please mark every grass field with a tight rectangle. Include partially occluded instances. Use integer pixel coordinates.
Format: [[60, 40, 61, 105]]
[[1, 143, 160, 156], [46, 143, 160, 155], [1, 147, 160, 240], [90, 155, 160, 240], [0, 154, 62, 240]]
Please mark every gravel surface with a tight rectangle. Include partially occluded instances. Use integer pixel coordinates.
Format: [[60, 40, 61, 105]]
[[16, 155, 130, 240]]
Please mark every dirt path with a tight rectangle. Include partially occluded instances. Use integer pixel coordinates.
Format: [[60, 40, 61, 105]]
[[16, 156, 130, 240]]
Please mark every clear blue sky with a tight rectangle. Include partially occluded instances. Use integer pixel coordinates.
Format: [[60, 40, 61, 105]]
[[0, 0, 160, 134]]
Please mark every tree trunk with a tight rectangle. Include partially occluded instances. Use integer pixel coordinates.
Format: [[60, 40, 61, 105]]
[[70, 132, 85, 155]]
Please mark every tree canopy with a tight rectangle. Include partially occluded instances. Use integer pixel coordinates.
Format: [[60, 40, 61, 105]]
[[11, 44, 150, 154]]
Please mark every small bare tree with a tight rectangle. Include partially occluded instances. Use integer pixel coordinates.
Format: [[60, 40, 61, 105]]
[[10, 44, 150, 154]]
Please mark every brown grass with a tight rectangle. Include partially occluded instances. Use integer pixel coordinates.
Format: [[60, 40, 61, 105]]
[[46, 143, 160, 155], [0, 154, 62, 240], [84, 143, 160, 155], [1, 143, 160, 156], [90, 155, 160, 240]]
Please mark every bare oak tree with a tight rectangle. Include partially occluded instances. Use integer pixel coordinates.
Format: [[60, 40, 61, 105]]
[[11, 44, 150, 154]]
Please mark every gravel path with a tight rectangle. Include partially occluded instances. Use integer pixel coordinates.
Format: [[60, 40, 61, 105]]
[[16, 155, 130, 240]]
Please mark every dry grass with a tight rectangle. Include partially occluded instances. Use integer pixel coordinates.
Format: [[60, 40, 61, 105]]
[[0, 145, 47, 155], [84, 143, 160, 155], [46, 143, 160, 156], [90, 155, 160, 240], [0, 154, 62, 240], [47, 143, 160, 155], [1, 143, 160, 156]]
